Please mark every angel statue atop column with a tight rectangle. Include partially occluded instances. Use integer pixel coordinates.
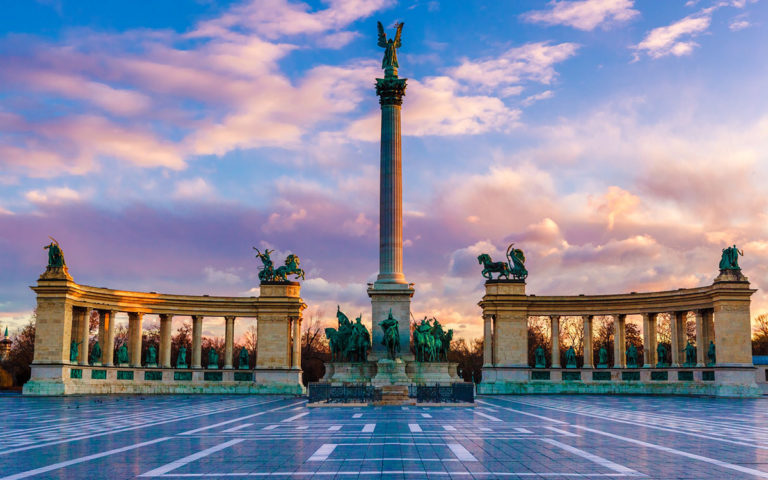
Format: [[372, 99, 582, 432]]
[[377, 21, 403, 76]]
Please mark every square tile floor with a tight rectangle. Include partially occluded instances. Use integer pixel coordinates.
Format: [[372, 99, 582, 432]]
[[2, 394, 768, 479]]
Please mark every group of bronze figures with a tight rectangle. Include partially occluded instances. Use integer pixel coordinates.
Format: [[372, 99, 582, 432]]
[[534, 340, 717, 369], [478, 244, 528, 280], [70, 339, 253, 369], [325, 307, 372, 362], [413, 317, 453, 362], [253, 248, 305, 282]]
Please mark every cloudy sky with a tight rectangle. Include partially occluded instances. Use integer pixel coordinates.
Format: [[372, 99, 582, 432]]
[[1, 0, 766, 341]]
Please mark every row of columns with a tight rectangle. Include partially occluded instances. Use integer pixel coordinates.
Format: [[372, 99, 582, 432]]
[[482, 311, 715, 368], [71, 308, 303, 369]]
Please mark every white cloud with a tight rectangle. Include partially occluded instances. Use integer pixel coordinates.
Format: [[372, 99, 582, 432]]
[[634, 8, 713, 59], [173, 178, 214, 200], [203, 266, 241, 285], [729, 17, 751, 31], [522, 0, 639, 31], [25, 186, 82, 205], [454, 42, 579, 91], [522, 90, 554, 107]]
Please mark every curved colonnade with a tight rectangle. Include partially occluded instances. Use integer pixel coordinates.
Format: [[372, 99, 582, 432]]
[[23, 267, 305, 395], [479, 270, 760, 397]]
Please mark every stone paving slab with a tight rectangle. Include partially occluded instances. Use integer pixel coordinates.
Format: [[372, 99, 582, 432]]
[[2, 394, 768, 479]]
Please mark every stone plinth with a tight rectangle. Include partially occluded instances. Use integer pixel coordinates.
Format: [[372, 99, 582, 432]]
[[368, 282, 414, 361], [324, 362, 376, 384], [371, 358, 410, 386], [406, 362, 460, 384]]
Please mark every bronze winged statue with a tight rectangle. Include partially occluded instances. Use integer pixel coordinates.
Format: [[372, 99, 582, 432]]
[[377, 21, 403, 75]]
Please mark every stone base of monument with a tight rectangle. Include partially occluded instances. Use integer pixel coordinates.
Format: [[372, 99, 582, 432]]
[[406, 361, 460, 384], [371, 358, 410, 386], [375, 384, 415, 406], [323, 362, 376, 383]]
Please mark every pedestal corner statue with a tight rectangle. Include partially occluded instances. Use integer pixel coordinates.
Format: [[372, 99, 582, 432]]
[[253, 248, 305, 283], [478, 243, 528, 281]]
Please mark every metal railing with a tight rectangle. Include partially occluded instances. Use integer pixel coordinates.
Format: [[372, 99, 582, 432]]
[[309, 382, 474, 404]]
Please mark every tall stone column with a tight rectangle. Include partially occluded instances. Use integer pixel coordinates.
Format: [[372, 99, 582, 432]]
[[483, 314, 493, 367], [73, 308, 90, 365], [613, 314, 626, 368], [291, 316, 302, 370], [191, 315, 203, 369], [582, 315, 594, 368], [642, 313, 657, 367], [128, 312, 143, 367], [224, 316, 235, 369], [368, 64, 414, 361], [694, 310, 705, 367], [550, 315, 561, 368], [159, 314, 172, 368], [100, 310, 116, 366], [670, 312, 682, 367]]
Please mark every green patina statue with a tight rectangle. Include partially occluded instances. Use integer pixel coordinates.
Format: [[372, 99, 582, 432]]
[[238, 347, 250, 369], [208, 347, 219, 369], [534, 345, 546, 368], [683, 341, 696, 367], [565, 346, 577, 368], [478, 243, 528, 280], [325, 306, 371, 362], [117, 344, 129, 365], [89, 341, 102, 365], [413, 317, 453, 362], [177, 346, 188, 368], [719, 245, 743, 271], [597, 346, 609, 368], [626, 344, 638, 368], [253, 248, 305, 283], [379, 309, 400, 360], [377, 21, 403, 76], [656, 343, 668, 368], [145, 344, 157, 366], [707, 341, 716, 366], [44, 237, 66, 268], [70, 340, 80, 362]]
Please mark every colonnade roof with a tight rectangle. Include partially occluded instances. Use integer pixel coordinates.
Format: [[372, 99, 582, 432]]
[[31, 277, 305, 317], [481, 278, 756, 316]]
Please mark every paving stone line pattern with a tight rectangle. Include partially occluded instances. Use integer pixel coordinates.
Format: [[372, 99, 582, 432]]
[[1, 395, 768, 479]]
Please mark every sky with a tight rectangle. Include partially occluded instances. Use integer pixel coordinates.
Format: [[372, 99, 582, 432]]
[[0, 0, 767, 342]]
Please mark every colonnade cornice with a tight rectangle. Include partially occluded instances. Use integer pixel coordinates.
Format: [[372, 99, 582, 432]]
[[30, 280, 305, 317]]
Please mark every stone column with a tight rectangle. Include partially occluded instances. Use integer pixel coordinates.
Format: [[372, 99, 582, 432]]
[[483, 314, 493, 367], [100, 310, 116, 366], [128, 312, 143, 367], [550, 315, 561, 368], [582, 315, 594, 368], [191, 315, 203, 369], [492, 314, 501, 366], [670, 312, 683, 367], [694, 310, 705, 367], [159, 314, 172, 368], [72, 308, 89, 365], [80, 308, 92, 365], [224, 316, 235, 369], [613, 314, 626, 368], [291, 316, 302, 370], [642, 313, 657, 367]]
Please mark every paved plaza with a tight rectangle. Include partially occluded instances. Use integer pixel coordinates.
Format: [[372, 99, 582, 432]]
[[2, 395, 768, 479]]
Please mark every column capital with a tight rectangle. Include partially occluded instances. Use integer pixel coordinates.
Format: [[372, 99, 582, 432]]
[[159, 313, 173, 320], [376, 76, 407, 106]]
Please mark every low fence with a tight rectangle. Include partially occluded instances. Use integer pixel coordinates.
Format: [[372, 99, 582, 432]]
[[308, 382, 475, 404]]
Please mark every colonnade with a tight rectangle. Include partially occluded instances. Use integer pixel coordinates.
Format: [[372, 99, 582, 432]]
[[483, 310, 715, 369], [69, 308, 303, 370]]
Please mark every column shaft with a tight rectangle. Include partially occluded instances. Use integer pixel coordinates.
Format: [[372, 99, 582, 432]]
[[694, 310, 705, 366], [550, 315, 561, 368], [102, 311, 116, 366], [582, 315, 593, 368], [159, 314, 172, 368], [483, 314, 493, 366], [192, 315, 203, 369], [80, 309, 91, 365], [291, 316, 302, 369], [670, 312, 683, 367], [492, 315, 499, 366], [224, 316, 235, 369], [613, 314, 626, 368], [377, 103, 405, 283], [128, 312, 143, 367], [642, 313, 658, 367]]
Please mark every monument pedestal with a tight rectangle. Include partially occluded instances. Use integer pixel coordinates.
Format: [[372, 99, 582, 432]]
[[368, 282, 414, 361], [406, 361, 460, 384], [371, 358, 410, 386], [323, 362, 376, 384]]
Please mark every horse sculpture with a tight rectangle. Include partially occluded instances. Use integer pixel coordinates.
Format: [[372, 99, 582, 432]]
[[477, 243, 528, 280], [274, 254, 305, 282]]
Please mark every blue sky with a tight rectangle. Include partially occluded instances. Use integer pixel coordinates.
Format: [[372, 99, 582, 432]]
[[1, 0, 767, 340]]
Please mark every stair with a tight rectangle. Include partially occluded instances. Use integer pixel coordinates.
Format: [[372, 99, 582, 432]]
[[375, 385, 415, 406]]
